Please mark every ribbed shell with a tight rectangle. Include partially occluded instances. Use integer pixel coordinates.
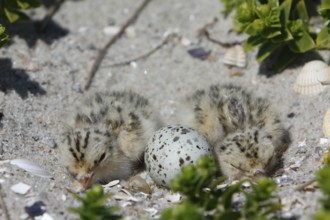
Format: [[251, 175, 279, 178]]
[[223, 45, 247, 68], [323, 108, 330, 137], [294, 60, 330, 96]]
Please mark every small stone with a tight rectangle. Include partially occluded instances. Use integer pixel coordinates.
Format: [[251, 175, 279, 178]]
[[11, 182, 31, 195], [125, 27, 136, 38], [103, 26, 120, 35], [25, 201, 46, 217], [41, 136, 56, 148], [180, 37, 191, 47], [37, 213, 54, 220], [187, 47, 210, 60], [32, 136, 39, 141]]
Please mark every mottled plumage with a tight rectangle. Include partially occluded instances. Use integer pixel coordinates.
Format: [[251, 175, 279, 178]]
[[60, 91, 161, 188], [178, 84, 290, 179]]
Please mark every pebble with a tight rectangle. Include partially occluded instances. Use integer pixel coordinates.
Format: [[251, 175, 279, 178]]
[[11, 182, 31, 195], [41, 136, 56, 148]]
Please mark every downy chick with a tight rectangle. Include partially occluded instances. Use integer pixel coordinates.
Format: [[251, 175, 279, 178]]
[[178, 84, 290, 179], [60, 91, 161, 188]]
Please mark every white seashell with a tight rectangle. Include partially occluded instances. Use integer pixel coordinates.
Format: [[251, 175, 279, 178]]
[[11, 182, 31, 194], [144, 207, 158, 215], [294, 60, 330, 96], [323, 108, 330, 137], [319, 137, 330, 145], [36, 213, 54, 220], [113, 194, 141, 202], [180, 37, 192, 47], [103, 179, 120, 188], [242, 181, 251, 188], [103, 26, 120, 35], [165, 193, 182, 203], [103, 26, 136, 37], [10, 159, 52, 179], [223, 45, 247, 68]]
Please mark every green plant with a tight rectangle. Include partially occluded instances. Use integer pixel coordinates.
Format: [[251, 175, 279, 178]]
[[160, 156, 282, 220], [68, 184, 121, 220], [314, 149, 330, 220], [220, 0, 330, 72], [0, 0, 41, 47], [0, 0, 41, 23], [314, 166, 330, 220], [0, 24, 8, 47]]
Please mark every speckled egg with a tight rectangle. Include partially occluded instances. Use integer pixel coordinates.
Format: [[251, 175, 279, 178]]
[[145, 125, 213, 188]]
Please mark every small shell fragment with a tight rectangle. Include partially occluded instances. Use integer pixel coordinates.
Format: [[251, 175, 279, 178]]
[[180, 37, 192, 47], [103, 26, 120, 35], [223, 45, 247, 68], [11, 182, 31, 195], [323, 108, 330, 137], [103, 179, 120, 188], [10, 159, 52, 179], [294, 60, 330, 96]]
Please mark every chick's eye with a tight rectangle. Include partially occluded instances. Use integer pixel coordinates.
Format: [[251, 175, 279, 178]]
[[93, 152, 106, 166]]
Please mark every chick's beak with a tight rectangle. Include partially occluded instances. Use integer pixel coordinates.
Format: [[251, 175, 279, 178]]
[[81, 172, 94, 189]]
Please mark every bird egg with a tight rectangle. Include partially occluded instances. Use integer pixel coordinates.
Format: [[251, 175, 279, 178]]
[[145, 125, 212, 188]]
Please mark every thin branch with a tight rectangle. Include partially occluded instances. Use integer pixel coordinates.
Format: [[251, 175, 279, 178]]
[[37, 0, 66, 33], [104, 33, 178, 68], [204, 30, 241, 48], [197, 17, 241, 48], [0, 184, 10, 220], [84, 0, 152, 91], [295, 179, 317, 191]]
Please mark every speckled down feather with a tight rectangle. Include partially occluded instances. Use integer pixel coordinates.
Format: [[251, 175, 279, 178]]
[[177, 84, 290, 179]]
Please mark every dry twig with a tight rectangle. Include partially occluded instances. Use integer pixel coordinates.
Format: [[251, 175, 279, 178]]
[[104, 33, 178, 68], [295, 179, 317, 191], [38, 0, 66, 32], [84, 0, 152, 90], [197, 17, 241, 48], [0, 184, 10, 220]]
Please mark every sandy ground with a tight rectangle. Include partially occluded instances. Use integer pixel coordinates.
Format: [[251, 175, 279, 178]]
[[0, 0, 330, 219]]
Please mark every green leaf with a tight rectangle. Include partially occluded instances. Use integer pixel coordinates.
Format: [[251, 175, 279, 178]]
[[16, 0, 30, 9], [294, 0, 309, 25], [17, 0, 41, 9], [4, 8, 20, 23], [314, 210, 330, 220], [160, 201, 203, 220], [68, 185, 121, 220], [316, 166, 330, 196], [272, 45, 300, 73], [288, 31, 315, 53], [316, 26, 330, 48], [279, 0, 292, 22], [0, 25, 9, 48], [222, 180, 244, 209], [256, 42, 281, 63], [244, 35, 265, 51], [319, 0, 330, 18]]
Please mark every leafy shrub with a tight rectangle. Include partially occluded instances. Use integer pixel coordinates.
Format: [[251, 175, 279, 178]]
[[68, 184, 121, 220], [160, 156, 282, 220], [220, 0, 330, 72]]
